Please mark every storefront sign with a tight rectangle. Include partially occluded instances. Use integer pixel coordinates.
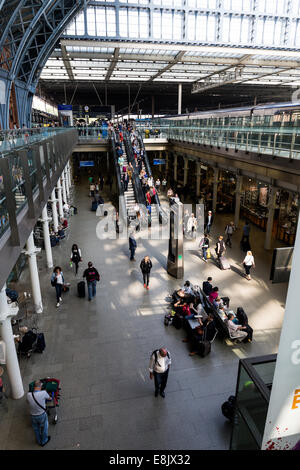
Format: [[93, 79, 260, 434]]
[[80, 161, 94, 167], [153, 159, 166, 165]]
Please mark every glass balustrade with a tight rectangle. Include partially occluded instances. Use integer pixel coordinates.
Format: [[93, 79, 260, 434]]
[[0, 128, 69, 154], [136, 122, 300, 160]]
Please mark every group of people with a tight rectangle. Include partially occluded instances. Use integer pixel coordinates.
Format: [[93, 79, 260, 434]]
[[203, 277, 253, 342]]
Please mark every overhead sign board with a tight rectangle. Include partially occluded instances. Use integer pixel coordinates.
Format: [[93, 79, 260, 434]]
[[80, 161, 94, 167], [153, 159, 166, 165]]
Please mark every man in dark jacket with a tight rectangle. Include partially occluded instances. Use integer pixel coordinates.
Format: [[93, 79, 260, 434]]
[[140, 256, 152, 289], [215, 236, 226, 267], [205, 210, 214, 234], [129, 232, 137, 261], [83, 261, 100, 301], [202, 277, 213, 296]]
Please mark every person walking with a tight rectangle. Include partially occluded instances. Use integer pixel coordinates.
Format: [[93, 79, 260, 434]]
[[242, 220, 251, 242], [215, 235, 226, 268], [242, 250, 255, 280], [199, 233, 210, 262], [83, 261, 100, 301], [149, 348, 171, 398], [140, 255, 152, 289], [129, 231, 137, 261], [51, 266, 64, 308], [70, 243, 82, 275], [27, 380, 52, 447], [225, 221, 236, 248], [205, 210, 214, 235]]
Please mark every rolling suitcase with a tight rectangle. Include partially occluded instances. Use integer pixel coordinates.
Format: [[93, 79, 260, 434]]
[[91, 201, 98, 211], [172, 314, 183, 330], [198, 340, 211, 357], [77, 281, 85, 298], [219, 256, 230, 270], [35, 333, 46, 353]]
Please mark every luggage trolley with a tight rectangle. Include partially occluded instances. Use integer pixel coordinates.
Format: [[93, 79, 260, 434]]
[[29, 378, 61, 424]]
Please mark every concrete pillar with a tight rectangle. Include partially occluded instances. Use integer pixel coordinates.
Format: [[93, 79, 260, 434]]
[[41, 206, 53, 269], [264, 185, 277, 250], [67, 161, 72, 188], [178, 83, 182, 115], [152, 96, 155, 119], [0, 285, 24, 399], [61, 175, 67, 204], [234, 174, 243, 228], [25, 232, 43, 313], [50, 189, 59, 232], [56, 179, 64, 220], [174, 154, 178, 182], [196, 162, 201, 197], [64, 167, 70, 198], [183, 157, 189, 186], [212, 167, 219, 214], [165, 152, 169, 174]]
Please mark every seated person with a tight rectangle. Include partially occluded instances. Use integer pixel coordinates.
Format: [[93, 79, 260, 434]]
[[218, 305, 228, 321], [208, 286, 219, 304], [235, 307, 253, 342], [60, 217, 68, 229], [190, 300, 208, 323], [173, 300, 191, 318], [189, 314, 216, 356], [202, 277, 213, 296], [173, 281, 194, 303], [213, 297, 224, 310], [225, 313, 249, 342], [57, 225, 65, 239]]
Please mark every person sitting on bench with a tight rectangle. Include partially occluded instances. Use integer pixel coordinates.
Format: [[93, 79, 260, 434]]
[[208, 286, 219, 303], [189, 314, 216, 356]]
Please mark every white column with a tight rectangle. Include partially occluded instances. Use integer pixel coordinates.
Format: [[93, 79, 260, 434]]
[[234, 174, 243, 228], [262, 208, 300, 450], [0, 285, 24, 399], [25, 232, 43, 314], [178, 83, 182, 115], [56, 179, 64, 220], [64, 167, 70, 199], [50, 189, 59, 232], [196, 162, 201, 197], [264, 185, 277, 250], [41, 206, 53, 269], [212, 167, 219, 214], [61, 174, 67, 205], [183, 157, 189, 186]]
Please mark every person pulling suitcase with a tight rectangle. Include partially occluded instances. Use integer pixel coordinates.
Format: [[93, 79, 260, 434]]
[[83, 261, 100, 301], [215, 236, 227, 269]]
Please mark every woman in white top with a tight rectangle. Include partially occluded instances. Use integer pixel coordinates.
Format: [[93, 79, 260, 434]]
[[243, 250, 255, 280], [51, 266, 65, 307]]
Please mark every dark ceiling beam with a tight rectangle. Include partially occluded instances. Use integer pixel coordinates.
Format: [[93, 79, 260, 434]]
[[104, 47, 119, 82]]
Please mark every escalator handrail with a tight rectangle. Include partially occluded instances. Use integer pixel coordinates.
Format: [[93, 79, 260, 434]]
[[135, 129, 168, 224], [123, 131, 146, 208], [110, 130, 127, 224]]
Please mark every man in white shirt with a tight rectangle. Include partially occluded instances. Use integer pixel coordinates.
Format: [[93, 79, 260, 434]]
[[149, 348, 171, 398], [27, 380, 52, 446]]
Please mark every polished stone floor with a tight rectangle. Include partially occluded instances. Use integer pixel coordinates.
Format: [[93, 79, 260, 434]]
[[0, 183, 288, 450]]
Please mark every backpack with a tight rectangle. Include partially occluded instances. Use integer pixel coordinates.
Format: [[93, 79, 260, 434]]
[[151, 349, 170, 364], [221, 395, 236, 421]]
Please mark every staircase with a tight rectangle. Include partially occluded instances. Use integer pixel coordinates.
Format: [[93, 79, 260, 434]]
[[121, 142, 137, 218]]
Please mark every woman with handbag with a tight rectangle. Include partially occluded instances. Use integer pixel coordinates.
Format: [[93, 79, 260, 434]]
[[70, 243, 82, 275], [242, 250, 255, 280], [51, 266, 64, 308], [199, 233, 210, 262]]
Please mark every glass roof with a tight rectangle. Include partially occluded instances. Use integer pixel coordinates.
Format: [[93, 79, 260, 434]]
[[41, 1, 300, 88]]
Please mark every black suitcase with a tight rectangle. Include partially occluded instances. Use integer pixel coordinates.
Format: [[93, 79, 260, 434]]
[[198, 340, 211, 357], [221, 395, 236, 421], [91, 201, 98, 211], [172, 314, 183, 330], [35, 333, 46, 353], [77, 281, 85, 298]]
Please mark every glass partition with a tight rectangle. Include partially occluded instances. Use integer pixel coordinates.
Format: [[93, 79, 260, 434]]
[[230, 355, 276, 450]]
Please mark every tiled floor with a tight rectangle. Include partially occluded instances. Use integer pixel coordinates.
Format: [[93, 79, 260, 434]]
[[0, 184, 288, 450]]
